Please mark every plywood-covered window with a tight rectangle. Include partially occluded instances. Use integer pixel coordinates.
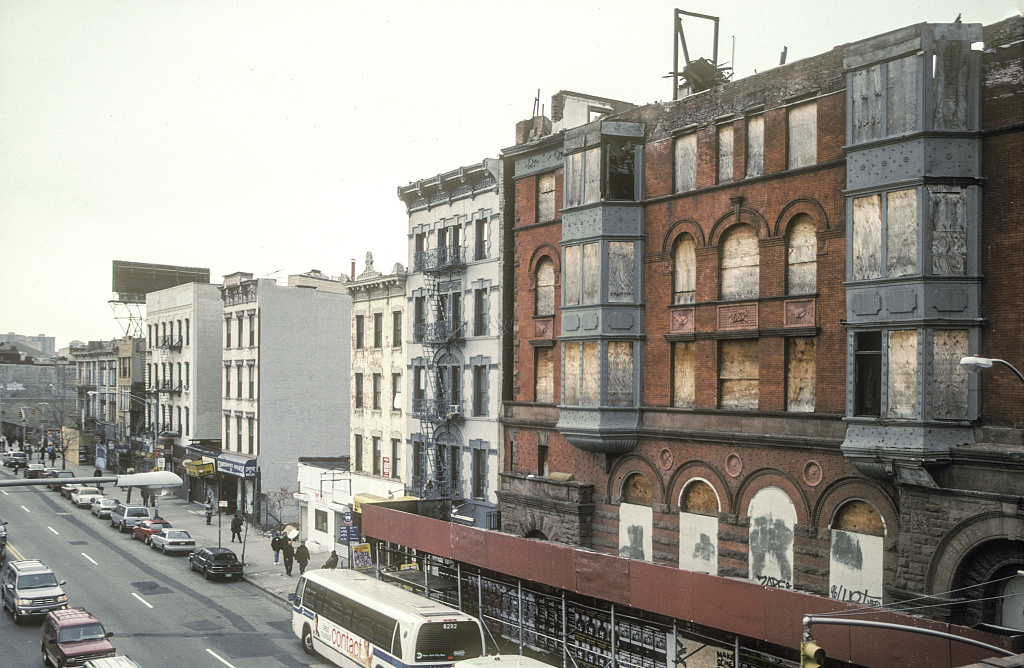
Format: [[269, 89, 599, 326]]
[[787, 100, 817, 169], [850, 63, 883, 144], [565, 147, 601, 208], [719, 339, 758, 410], [582, 242, 600, 304], [674, 133, 697, 192], [717, 123, 733, 183], [933, 329, 968, 420], [887, 54, 919, 135], [607, 341, 634, 407], [748, 487, 796, 589], [581, 341, 599, 405], [787, 215, 817, 295], [887, 329, 919, 419], [930, 187, 967, 276], [720, 225, 759, 301], [608, 241, 635, 303], [534, 346, 554, 403], [620, 473, 654, 562], [672, 341, 695, 408], [745, 114, 764, 178], [564, 245, 581, 306], [679, 479, 719, 574], [673, 234, 696, 304], [563, 342, 579, 405], [786, 337, 815, 413], [564, 242, 599, 306], [933, 46, 970, 130], [537, 172, 556, 222], [535, 257, 555, 316], [886, 189, 918, 277], [563, 341, 599, 406], [830, 500, 885, 606], [852, 194, 883, 281]]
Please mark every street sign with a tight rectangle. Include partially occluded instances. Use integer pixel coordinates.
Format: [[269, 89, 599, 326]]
[[343, 511, 353, 525]]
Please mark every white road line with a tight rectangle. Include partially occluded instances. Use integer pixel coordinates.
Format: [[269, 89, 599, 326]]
[[205, 648, 238, 667], [48, 526, 59, 535], [131, 592, 153, 609], [81, 553, 98, 565], [20, 505, 30, 512]]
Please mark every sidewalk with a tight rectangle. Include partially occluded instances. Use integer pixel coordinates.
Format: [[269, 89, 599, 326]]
[[61, 459, 327, 604]]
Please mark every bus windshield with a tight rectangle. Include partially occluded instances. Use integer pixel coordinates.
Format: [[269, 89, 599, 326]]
[[415, 621, 484, 661]]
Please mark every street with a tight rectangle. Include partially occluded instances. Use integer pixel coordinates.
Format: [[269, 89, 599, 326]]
[[0, 465, 332, 667]]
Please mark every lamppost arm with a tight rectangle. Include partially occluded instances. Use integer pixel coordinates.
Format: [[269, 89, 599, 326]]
[[959, 356, 1024, 386]]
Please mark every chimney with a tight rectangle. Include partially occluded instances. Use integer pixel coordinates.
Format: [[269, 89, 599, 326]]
[[351, 259, 356, 280]]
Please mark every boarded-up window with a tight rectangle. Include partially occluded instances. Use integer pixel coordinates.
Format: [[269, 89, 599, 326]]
[[608, 241, 634, 303], [853, 195, 882, 280], [887, 329, 919, 419], [535, 346, 554, 404], [748, 487, 796, 589], [622, 472, 653, 506], [582, 242, 600, 304], [565, 341, 601, 406], [608, 341, 633, 407], [931, 187, 967, 275], [888, 55, 919, 135], [933, 330, 968, 420], [681, 479, 718, 516], [787, 100, 817, 169], [535, 257, 555, 316], [581, 341, 600, 406], [720, 225, 759, 301], [719, 339, 758, 410], [850, 64, 883, 144], [745, 114, 764, 178], [673, 234, 696, 304], [674, 133, 697, 192], [672, 341, 695, 408], [563, 342, 579, 405], [537, 172, 556, 222], [886, 189, 918, 277], [583, 147, 601, 205], [680, 479, 719, 574], [565, 151, 583, 208], [786, 337, 815, 413], [787, 215, 817, 295], [620, 474, 654, 561], [565, 147, 600, 208], [564, 245, 580, 306], [830, 501, 884, 606], [933, 46, 970, 130], [717, 123, 733, 183]]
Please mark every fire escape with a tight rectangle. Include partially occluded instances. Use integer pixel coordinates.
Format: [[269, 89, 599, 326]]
[[412, 235, 466, 502]]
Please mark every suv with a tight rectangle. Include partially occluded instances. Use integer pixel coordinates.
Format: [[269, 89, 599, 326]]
[[5, 451, 28, 469], [1, 559, 67, 624], [47, 469, 76, 490], [0, 517, 7, 559], [41, 607, 116, 667], [109, 504, 152, 533]]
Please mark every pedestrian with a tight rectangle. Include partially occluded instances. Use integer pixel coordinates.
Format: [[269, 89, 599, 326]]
[[48, 447, 56, 466], [283, 540, 295, 576], [271, 532, 284, 564], [295, 540, 310, 574], [230, 515, 243, 543], [204, 499, 213, 525], [324, 550, 339, 570]]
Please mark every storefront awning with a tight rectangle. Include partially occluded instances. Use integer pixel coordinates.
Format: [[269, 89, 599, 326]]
[[217, 453, 257, 478]]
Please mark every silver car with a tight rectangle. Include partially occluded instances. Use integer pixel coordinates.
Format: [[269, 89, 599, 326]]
[[149, 529, 195, 555], [91, 498, 119, 519]]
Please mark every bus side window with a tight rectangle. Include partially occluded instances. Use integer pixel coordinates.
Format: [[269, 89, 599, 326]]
[[391, 625, 402, 659]]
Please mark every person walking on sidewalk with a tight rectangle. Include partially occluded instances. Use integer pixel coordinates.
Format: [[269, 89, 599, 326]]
[[204, 499, 213, 525], [295, 540, 310, 574], [230, 514, 243, 542], [283, 540, 295, 576], [271, 532, 285, 564]]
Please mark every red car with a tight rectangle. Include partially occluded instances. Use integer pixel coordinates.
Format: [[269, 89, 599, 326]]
[[130, 519, 172, 544]]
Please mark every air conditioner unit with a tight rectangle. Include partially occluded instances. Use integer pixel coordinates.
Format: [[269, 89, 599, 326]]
[[447, 404, 462, 418]]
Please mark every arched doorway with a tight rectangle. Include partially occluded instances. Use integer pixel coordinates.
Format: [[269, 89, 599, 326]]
[[619, 472, 653, 561], [679, 479, 719, 574]]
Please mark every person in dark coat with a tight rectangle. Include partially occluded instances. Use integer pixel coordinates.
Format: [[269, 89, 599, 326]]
[[295, 540, 310, 574], [271, 532, 285, 564], [324, 550, 339, 569], [283, 540, 295, 576], [204, 499, 213, 525], [230, 515, 243, 542]]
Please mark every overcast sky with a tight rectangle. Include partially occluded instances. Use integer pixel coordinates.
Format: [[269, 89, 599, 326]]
[[1, 0, 1017, 350]]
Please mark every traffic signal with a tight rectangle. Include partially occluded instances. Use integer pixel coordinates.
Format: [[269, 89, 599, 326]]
[[801, 640, 825, 668], [31, 407, 36, 416]]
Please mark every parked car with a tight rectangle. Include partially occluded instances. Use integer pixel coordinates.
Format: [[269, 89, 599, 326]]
[[90, 498, 119, 519], [4, 451, 28, 469], [110, 504, 153, 533], [130, 519, 172, 543], [70, 487, 104, 508], [149, 529, 195, 555], [46, 469, 75, 490], [60, 482, 83, 499], [40, 607, 116, 667], [0, 517, 7, 560], [0, 559, 67, 624], [24, 463, 46, 479], [84, 656, 141, 668], [188, 547, 243, 580]]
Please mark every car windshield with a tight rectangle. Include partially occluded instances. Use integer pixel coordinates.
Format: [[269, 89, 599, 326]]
[[58, 623, 107, 643], [165, 531, 190, 539], [18, 572, 58, 589]]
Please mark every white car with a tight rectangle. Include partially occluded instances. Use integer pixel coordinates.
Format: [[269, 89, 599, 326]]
[[70, 487, 103, 508], [91, 497, 119, 519], [149, 529, 195, 554]]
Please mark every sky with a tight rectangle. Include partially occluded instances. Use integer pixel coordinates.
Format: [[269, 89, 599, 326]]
[[1, 0, 1018, 350]]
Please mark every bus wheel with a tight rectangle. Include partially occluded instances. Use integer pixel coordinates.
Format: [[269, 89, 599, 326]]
[[302, 625, 315, 655]]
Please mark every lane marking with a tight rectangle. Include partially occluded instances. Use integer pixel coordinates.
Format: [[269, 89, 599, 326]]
[[131, 592, 153, 609], [20, 505, 30, 512], [48, 526, 59, 535], [81, 553, 98, 565], [205, 649, 238, 667]]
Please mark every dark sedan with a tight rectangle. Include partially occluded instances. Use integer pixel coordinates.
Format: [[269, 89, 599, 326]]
[[188, 547, 243, 580]]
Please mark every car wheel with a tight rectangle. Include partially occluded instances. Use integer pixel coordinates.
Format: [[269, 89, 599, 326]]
[[12, 608, 20, 625], [129, 531, 135, 540], [302, 624, 315, 655], [189, 559, 195, 572], [161, 545, 167, 555], [203, 566, 210, 580]]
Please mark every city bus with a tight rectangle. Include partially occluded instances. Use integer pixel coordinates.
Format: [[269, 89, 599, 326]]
[[292, 568, 486, 668]]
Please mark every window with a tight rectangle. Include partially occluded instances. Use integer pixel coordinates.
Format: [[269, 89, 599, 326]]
[[674, 133, 697, 192], [720, 225, 760, 301], [413, 440, 423, 482], [176, 319, 182, 343], [236, 415, 242, 450], [537, 172, 556, 222], [854, 332, 882, 416], [247, 416, 254, 454], [354, 434, 363, 472], [473, 289, 488, 336], [439, 291, 461, 336], [786, 338, 815, 412], [853, 189, 926, 281], [437, 362, 461, 411], [448, 445, 460, 498], [236, 316, 243, 348], [535, 257, 555, 316], [392, 311, 402, 348], [473, 365, 488, 417], [672, 234, 696, 304], [224, 366, 231, 398], [607, 341, 634, 407], [745, 114, 764, 178], [830, 501, 885, 606], [535, 347, 554, 403], [719, 339, 758, 410], [224, 415, 230, 449], [391, 373, 401, 411], [538, 444, 548, 476], [248, 364, 255, 398], [717, 123, 733, 183], [787, 215, 817, 294], [414, 232, 426, 271], [565, 147, 601, 208], [372, 373, 382, 410], [184, 362, 190, 390], [185, 318, 190, 346], [391, 439, 401, 479], [248, 315, 255, 346], [563, 341, 599, 406], [413, 296, 425, 342], [787, 100, 817, 169], [748, 487, 796, 588], [354, 373, 363, 409], [315, 509, 328, 533], [672, 341, 695, 408], [887, 330, 918, 419], [564, 242, 599, 306], [413, 366, 425, 412], [373, 313, 383, 348], [236, 365, 242, 399], [678, 479, 719, 574], [475, 217, 489, 260], [372, 437, 381, 476], [472, 448, 486, 499], [225, 319, 231, 348], [184, 407, 189, 436], [355, 315, 364, 350], [608, 241, 635, 303]]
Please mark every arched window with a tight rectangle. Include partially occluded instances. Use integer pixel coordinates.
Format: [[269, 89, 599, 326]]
[[787, 215, 817, 294], [830, 500, 885, 606], [619, 473, 653, 562], [748, 487, 796, 589], [672, 234, 696, 304], [535, 257, 555, 316], [679, 479, 719, 574], [720, 225, 759, 301]]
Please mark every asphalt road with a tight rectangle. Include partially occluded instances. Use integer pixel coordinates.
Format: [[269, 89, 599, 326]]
[[0, 466, 332, 667]]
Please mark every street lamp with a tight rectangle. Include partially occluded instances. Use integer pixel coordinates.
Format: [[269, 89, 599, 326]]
[[959, 355, 1024, 386]]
